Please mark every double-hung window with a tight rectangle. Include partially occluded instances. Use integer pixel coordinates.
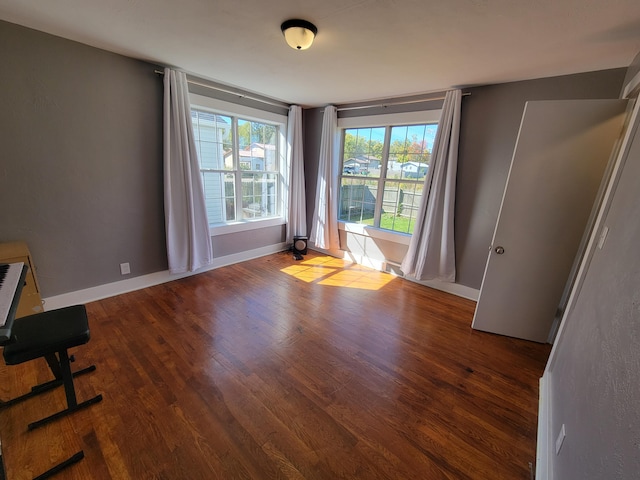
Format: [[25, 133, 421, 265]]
[[338, 111, 440, 235], [189, 94, 287, 231]]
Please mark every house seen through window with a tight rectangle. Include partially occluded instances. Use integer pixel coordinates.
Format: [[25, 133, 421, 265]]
[[339, 121, 439, 234], [191, 108, 282, 227]]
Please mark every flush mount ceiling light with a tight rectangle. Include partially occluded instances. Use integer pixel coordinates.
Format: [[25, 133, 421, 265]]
[[281, 19, 317, 50]]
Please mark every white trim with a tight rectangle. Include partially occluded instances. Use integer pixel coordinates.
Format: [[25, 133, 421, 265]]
[[622, 70, 640, 99], [42, 243, 288, 311], [402, 275, 480, 301], [190, 93, 288, 124], [189, 93, 289, 226], [536, 373, 553, 480], [338, 109, 441, 128], [339, 221, 412, 245]]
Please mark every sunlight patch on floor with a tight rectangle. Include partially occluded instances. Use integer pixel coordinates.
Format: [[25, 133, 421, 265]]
[[280, 256, 394, 290]]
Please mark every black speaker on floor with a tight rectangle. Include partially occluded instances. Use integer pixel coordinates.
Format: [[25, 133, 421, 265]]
[[293, 236, 308, 256]]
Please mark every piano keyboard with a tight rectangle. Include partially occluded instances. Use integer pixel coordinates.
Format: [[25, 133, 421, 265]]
[[0, 262, 27, 344], [0, 263, 24, 328]]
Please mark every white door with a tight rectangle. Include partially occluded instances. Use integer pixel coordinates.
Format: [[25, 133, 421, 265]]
[[471, 100, 628, 342]]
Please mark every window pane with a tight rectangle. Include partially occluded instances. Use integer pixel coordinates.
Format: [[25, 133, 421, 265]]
[[342, 127, 385, 178], [191, 111, 233, 170], [338, 119, 438, 235], [338, 177, 380, 224], [389, 124, 437, 180], [202, 172, 236, 225], [381, 180, 423, 234], [238, 119, 278, 172], [192, 105, 283, 227], [241, 173, 278, 219]]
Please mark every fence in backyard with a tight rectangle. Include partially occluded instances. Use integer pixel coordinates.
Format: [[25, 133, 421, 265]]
[[339, 184, 421, 220]]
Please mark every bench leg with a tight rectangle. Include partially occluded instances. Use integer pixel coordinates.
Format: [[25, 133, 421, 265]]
[[27, 349, 102, 431], [32, 451, 84, 480]]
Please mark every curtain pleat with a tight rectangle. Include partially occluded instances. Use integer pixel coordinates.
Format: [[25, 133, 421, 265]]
[[309, 105, 340, 251], [286, 105, 307, 243], [401, 89, 462, 282], [163, 68, 213, 273]]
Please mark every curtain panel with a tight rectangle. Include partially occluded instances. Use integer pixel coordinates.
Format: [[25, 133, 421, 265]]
[[401, 89, 462, 282], [285, 105, 307, 243], [309, 105, 340, 251], [163, 68, 213, 273]]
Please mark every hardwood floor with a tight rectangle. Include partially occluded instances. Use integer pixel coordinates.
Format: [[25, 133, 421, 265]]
[[0, 251, 551, 479]]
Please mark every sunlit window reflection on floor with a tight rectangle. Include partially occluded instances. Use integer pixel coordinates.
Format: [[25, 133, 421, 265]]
[[280, 256, 394, 290]]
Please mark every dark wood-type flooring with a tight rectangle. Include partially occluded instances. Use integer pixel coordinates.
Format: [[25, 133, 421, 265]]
[[0, 251, 551, 479]]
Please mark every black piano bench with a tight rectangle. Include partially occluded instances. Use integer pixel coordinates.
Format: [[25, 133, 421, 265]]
[[0, 304, 103, 430]]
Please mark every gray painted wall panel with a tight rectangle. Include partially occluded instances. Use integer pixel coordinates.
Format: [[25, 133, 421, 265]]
[[212, 225, 286, 257], [549, 105, 640, 480], [302, 107, 324, 235], [0, 20, 166, 297]]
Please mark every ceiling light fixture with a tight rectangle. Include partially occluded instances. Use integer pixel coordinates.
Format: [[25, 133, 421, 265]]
[[281, 19, 317, 51]]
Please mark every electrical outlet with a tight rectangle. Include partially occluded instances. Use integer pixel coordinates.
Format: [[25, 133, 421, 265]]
[[120, 262, 131, 275], [555, 424, 566, 455]]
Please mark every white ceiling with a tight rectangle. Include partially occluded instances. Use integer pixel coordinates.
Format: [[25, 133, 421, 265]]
[[1, 0, 640, 107]]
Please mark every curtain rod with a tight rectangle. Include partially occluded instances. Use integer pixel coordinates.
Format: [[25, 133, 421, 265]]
[[336, 92, 471, 112], [155, 69, 470, 112], [154, 69, 291, 110]]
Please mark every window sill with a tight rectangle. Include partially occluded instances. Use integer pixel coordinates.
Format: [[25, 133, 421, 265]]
[[338, 221, 412, 246], [209, 217, 285, 237]]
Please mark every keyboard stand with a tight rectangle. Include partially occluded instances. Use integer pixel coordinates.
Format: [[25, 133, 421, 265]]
[[0, 264, 97, 479], [1, 305, 102, 430], [0, 363, 96, 410]]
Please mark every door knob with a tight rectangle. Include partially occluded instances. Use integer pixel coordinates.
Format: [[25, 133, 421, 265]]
[[495, 246, 505, 254]]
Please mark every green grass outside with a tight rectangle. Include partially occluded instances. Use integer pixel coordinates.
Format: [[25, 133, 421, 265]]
[[359, 213, 415, 234]]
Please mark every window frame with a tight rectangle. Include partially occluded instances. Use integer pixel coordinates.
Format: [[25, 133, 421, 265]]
[[189, 93, 288, 236], [337, 109, 442, 237]]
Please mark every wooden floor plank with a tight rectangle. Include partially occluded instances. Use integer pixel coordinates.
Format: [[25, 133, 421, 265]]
[[0, 251, 550, 479]]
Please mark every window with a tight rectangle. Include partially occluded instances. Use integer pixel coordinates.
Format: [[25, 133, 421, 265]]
[[338, 111, 440, 235], [189, 95, 287, 231]]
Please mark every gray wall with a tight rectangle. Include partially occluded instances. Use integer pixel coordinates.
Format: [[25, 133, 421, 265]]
[[303, 69, 626, 290], [302, 108, 324, 231], [547, 83, 640, 478], [0, 20, 166, 297], [0, 20, 287, 298]]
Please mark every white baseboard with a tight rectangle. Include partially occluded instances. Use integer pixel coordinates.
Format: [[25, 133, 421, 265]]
[[536, 373, 552, 480], [309, 245, 480, 301], [43, 243, 288, 310], [47, 242, 478, 312], [402, 275, 479, 301]]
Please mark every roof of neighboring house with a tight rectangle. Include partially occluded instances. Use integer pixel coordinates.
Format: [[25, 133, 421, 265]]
[[401, 162, 429, 169], [355, 155, 380, 162], [191, 111, 231, 127], [345, 158, 373, 165], [223, 143, 276, 160]]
